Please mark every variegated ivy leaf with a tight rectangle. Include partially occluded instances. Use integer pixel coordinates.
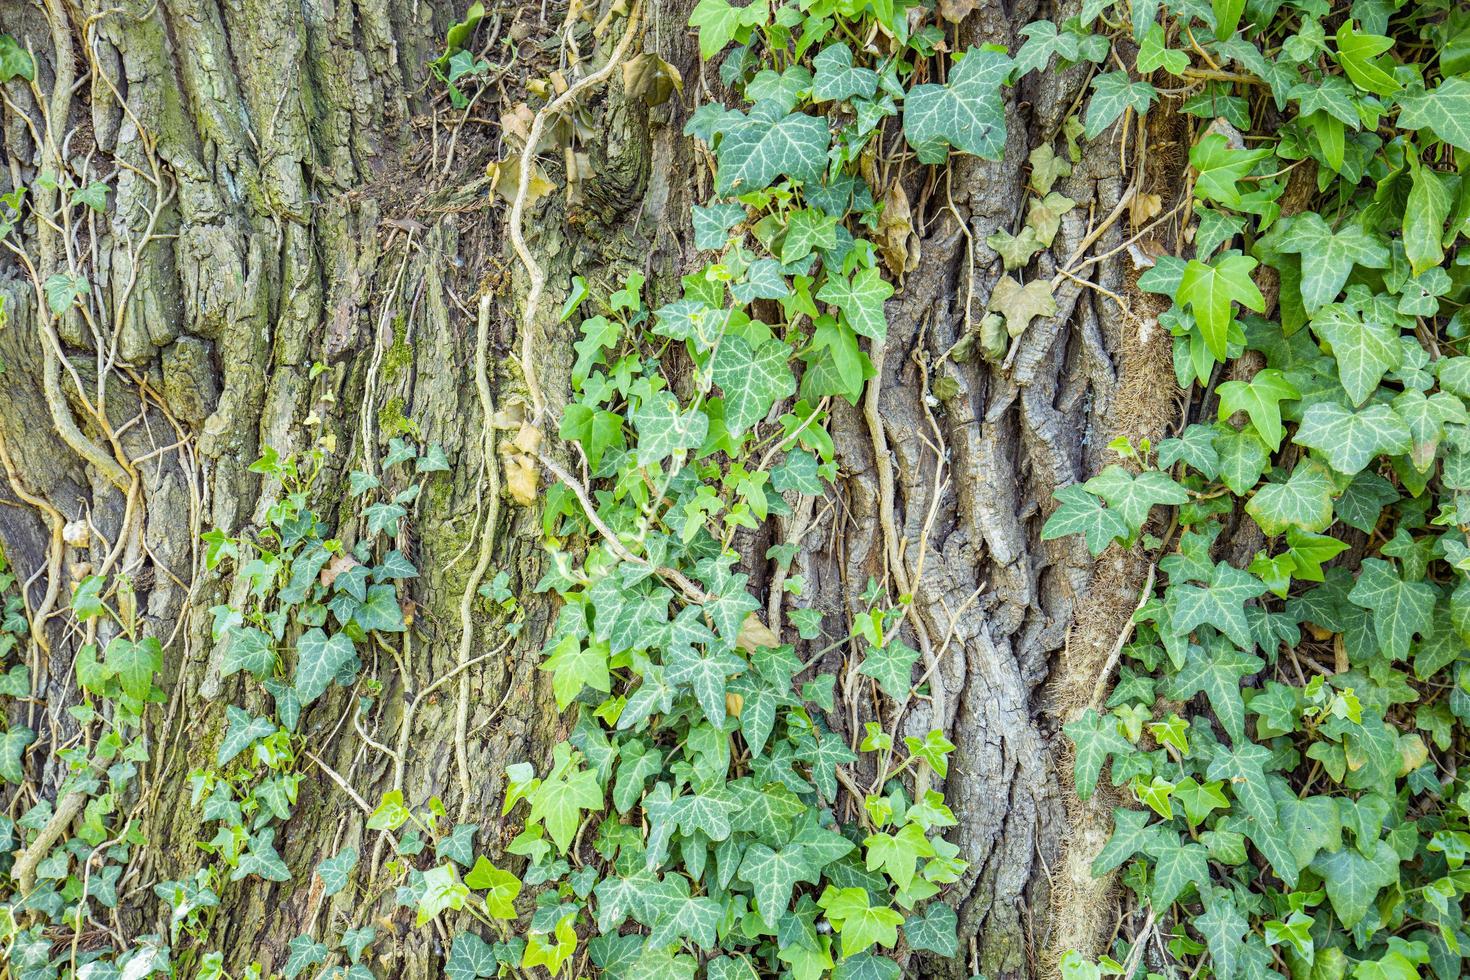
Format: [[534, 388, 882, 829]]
[[1041, 483, 1130, 555], [1396, 76, 1470, 152], [1165, 561, 1266, 652], [294, 627, 357, 704], [692, 202, 745, 250], [634, 391, 709, 464], [1167, 638, 1264, 744], [663, 643, 745, 726], [1309, 839, 1402, 930], [739, 843, 818, 925], [1064, 708, 1133, 799], [1245, 459, 1336, 536], [1082, 466, 1188, 534], [730, 257, 786, 302], [218, 705, 277, 767], [811, 42, 877, 103], [902, 46, 1012, 165], [711, 336, 796, 436], [315, 847, 358, 898], [714, 102, 829, 195], [1293, 401, 1411, 475], [1348, 557, 1435, 660], [1083, 71, 1157, 138], [1309, 301, 1401, 406], [220, 625, 275, 680], [817, 266, 893, 341], [283, 935, 327, 980], [1275, 213, 1390, 313]]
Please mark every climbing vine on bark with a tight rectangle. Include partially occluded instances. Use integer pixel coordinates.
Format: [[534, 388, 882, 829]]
[[1039, 0, 1470, 977]]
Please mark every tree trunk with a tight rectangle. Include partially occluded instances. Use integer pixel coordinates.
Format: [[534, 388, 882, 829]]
[[0, 1, 1186, 976]]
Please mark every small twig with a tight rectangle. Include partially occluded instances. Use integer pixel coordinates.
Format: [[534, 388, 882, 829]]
[[1086, 564, 1157, 712]]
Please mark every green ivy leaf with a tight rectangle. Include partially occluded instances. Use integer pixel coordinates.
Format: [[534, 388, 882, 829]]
[[1083, 466, 1188, 534], [1293, 401, 1411, 475], [294, 628, 357, 704], [1194, 892, 1248, 980], [340, 926, 377, 963], [1215, 369, 1299, 451], [1084, 72, 1158, 138], [1245, 459, 1337, 536], [417, 863, 469, 926], [1348, 558, 1435, 660], [316, 847, 358, 898], [221, 626, 276, 680], [354, 583, 406, 632], [1136, 24, 1188, 75], [817, 266, 893, 342], [1404, 160, 1453, 276], [0, 35, 36, 83], [42, 273, 88, 316], [712, 337, 796, 436], [1064, 708, 1133, 799], [692, 202, 746, 250], [465, 857, 521, 918], [1396, 76, 1470, 152], [1309, 302, 1401, 406], [1333, 21, 1400, 98], [644, 878, 722, 950], [1189, 134, 1272, 208], [1177, 252, 1265, 361], [688, 0, 769, 60], [902, 46, 1012, 164], [812, 42, 878, 102], [105, 635, 162, 703], [540, 634, 611, 710], [0, 726, 34, 784], [1275, 214, 1390, 313], [819, 886, 903, 957], [527, 744, 605, 853], [664, 643, 745, 727], [716, 104, 829, 195], [863, 823, 935, 891], [1092, 807, 1162, 875]]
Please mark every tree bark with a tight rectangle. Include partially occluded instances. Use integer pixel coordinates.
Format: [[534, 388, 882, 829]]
[[0, 1, 1186, 976]]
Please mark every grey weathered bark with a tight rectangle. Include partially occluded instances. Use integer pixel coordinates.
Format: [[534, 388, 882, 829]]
[[0, 0, 1185, 976]]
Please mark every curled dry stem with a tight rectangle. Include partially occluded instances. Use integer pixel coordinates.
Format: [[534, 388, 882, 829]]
[[508, 0, 643, 427]]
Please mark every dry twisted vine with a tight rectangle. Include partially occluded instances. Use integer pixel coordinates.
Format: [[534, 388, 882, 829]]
[[507, 0, 644, 428]]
